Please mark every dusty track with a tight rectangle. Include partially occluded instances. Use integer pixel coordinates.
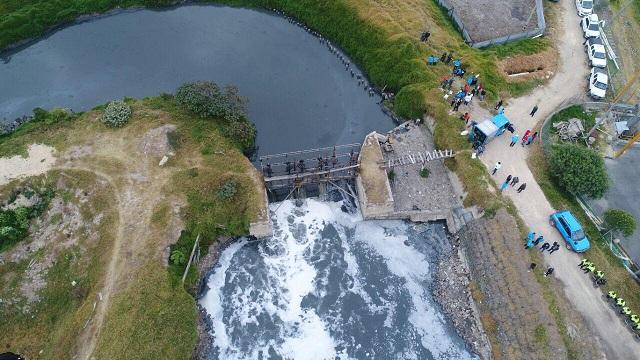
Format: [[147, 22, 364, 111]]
[[468, 1, 640, 358]]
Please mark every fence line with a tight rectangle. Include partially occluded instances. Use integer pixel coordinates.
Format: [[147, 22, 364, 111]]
[[434, 0, 546, 48]]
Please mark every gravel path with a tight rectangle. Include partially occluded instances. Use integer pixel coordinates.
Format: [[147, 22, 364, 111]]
[[467, 1, 640, 358]]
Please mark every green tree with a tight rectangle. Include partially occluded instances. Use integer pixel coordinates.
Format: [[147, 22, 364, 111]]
[[604, 209, 636, 237], [549, 143, 608, 198]]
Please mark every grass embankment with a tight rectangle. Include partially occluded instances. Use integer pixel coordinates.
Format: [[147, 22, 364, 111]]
[[0, 95, 260, 358]]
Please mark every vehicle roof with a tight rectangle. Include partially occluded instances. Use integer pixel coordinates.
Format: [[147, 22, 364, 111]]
[[476, 120, 498, 137], [587, 37, 603, 46], [557, 211, 582, 231], [587, 14, 599, 21], [491, 113, 510, 128], [591, 44, 606, 52]]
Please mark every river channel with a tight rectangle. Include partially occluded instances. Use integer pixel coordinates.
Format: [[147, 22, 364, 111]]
[[0, 5, 391, 155], [0, 5, 476, 359]]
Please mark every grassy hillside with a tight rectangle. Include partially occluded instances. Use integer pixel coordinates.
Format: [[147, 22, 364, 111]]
[[0, 95, 262, 359]]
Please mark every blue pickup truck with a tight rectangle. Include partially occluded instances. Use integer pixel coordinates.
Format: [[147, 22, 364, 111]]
[[550, 210, 590, 253]]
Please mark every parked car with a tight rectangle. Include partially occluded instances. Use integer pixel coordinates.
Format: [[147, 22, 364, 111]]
[[576, 0, 594, 16], [550, 210, 590, 252], [584, 36, 603, 47], [586, 43, 607, 68], [581, 14, 601, 38], [589, 67, 608, 99]]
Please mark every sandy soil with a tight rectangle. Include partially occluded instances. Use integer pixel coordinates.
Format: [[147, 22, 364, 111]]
[[359, 134, 391, 205], [465, 0, 640, 358], [0, 144, 56, 185]]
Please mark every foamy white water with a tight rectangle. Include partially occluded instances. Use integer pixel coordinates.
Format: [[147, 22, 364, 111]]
[[200, 199, 477, 359]]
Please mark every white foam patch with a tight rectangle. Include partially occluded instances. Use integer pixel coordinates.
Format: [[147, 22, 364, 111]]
[[355, 221, 477, 360], [199, 239, 248, 351]]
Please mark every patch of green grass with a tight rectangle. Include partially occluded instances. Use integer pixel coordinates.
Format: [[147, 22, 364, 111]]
[[94, 261, 197, 360], [485, 37, 551, 59], [533, 324, 548, 345]]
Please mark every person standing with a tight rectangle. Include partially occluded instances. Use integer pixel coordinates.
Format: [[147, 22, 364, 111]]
[[492, 161, 502, 175], [495, 99, 503, 110], [544, 267, 554, 277], [528, 263, 537, 272], [549, 242, 560, 253], [464, 93, 473, 105], [506, 174, 513, 184], [510, 176, 519, 187], [540, 242, 550, 251], [500, 180, 509, 192], [517, 183, 527, 193], [530, 105, 539, 117], [527, 131, 538, 145], [510, 133, 519, 147], [521, 130, 531, 146]]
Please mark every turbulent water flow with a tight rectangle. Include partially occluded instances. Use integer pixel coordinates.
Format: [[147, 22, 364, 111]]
[[200, 199, 477, 359]]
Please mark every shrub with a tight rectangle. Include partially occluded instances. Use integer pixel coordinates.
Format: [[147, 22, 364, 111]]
[[387, 169, 396, 182], [548, 143, 608, 198], [223, 121, 257, 151], [419, 167, 430, 178], [217, 179, 238, 200], [170, 249, 187, 265], [604, 209, 636, 237], [102, 100, 131, 128], [175, 81, 247, 121], [32, 107, 77, 125]]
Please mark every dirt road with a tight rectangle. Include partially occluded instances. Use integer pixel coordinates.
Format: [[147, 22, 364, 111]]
[[468, 1, 640, 358]]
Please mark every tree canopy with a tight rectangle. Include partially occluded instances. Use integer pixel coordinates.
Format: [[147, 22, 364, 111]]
[[549, 143, 608, 198], [604, 209, 636, 237]]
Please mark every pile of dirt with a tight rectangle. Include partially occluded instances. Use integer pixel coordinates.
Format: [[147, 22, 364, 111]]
[[499, 49, 557, 80]]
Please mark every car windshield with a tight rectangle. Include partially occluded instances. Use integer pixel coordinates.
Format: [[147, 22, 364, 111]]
[[583, 1, 593, 9], [594, 51, 606, 59], [594, 80, 607, 90], [589, 24, 599, 31], [572, 229, 586, 241]]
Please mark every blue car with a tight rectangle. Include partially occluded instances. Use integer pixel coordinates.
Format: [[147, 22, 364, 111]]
[[550, 210, 590, 252]]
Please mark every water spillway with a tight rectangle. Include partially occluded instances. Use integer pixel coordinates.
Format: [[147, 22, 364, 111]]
[[200, 199, 477, 359]]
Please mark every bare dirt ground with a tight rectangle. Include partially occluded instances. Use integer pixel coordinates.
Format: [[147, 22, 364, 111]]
[[499, 48, 557, 80], [464, 0, 640, 358], [359, 134, 391, 205], [447, 0, 541, 43], [0, 144, 56, 185]]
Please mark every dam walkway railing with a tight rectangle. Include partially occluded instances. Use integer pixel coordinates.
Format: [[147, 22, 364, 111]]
[[259, 144, 361, 194]]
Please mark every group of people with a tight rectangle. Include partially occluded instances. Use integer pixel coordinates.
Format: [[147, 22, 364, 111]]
[[510, 129, 539, 147], [524, 231, 560, 254], [578, 258, 606, 285], [492, 164, 527, 193], [605, 287, 640, 333]]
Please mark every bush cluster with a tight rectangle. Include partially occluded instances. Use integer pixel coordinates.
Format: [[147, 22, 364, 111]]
[[217, 179, 238, 200], [549, 143, 608, 198], [102, 100, 132, 128], [223, 121, 257, 152], [0, 188, 52, 251], [175, 81, 247, 122]]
